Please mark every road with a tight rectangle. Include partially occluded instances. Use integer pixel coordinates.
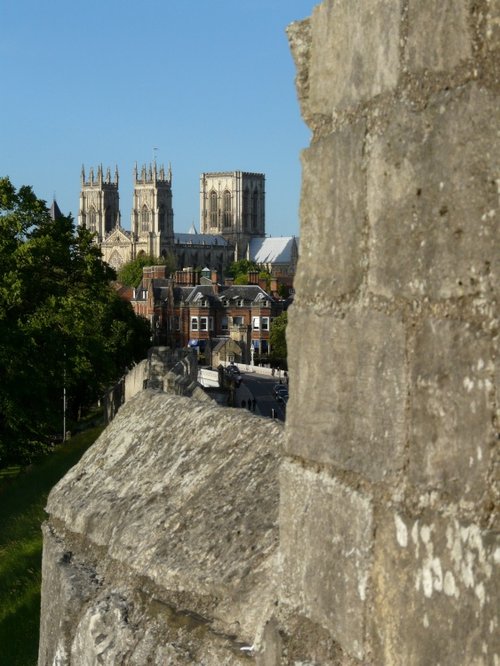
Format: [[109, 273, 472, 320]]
[[235, 372, 288, 422]]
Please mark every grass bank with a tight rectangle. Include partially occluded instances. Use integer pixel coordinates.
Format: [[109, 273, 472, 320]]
[[0, 427, 103, 666]]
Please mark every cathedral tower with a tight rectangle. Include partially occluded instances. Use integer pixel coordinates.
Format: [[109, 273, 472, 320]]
[[78, 165, 120, 240], [131, 162, 174, 257], [199, 171, 265, 259]]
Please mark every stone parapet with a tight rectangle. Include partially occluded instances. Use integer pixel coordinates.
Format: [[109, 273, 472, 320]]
[[39, 391, 284, 664]]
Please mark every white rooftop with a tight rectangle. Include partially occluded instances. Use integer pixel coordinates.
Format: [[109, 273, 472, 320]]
[[248, 236, 297, 264]]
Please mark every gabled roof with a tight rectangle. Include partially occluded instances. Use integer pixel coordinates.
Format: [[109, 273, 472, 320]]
[[219, 284, 276, 304], [102, 226, 132, 244], [248, 236, 298, 264], [183, 285, 219, 305]]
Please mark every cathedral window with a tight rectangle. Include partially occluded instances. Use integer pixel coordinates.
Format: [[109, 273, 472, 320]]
[[243, 187, 250, 229], [209, 191, 218, 228], [223, 190, 232, 227], [251, 189, 258, 229], [141, 205, 150, 232], [159, 205, 166, 231], [88, 207, 97, 232], [105, 207, 113, 232]]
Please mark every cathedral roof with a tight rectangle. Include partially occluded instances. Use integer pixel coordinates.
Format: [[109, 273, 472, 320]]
[[248, 236, 298, 264], [174, 232, 229, 246]]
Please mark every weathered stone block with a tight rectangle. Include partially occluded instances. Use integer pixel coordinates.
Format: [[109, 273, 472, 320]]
[[406, 0, 471, 72], [280, 460, 373, 660], [295, 121, 366, 299], [40, 391, 283, 664], [287, 306, 406, 482], [486, 0, 500, 50], [372, 508, 500, 665], [287, 18, 312, 127], [308, 0, 400, 114], [409, 318, 496, 502], [367, 83, 499, 300]]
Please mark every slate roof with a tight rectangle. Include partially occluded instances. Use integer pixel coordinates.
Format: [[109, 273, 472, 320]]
[[49, 200, 63, 220], [218, 284, 276, 304], [183, 285, 220, 306]]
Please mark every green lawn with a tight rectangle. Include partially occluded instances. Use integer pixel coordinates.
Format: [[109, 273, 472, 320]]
[[0, 428, 103, 666]]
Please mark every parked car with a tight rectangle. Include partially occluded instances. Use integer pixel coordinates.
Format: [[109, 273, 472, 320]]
[[225, 364, 242, 387], [277, 393, 289, 406], [273, 384, 288, 399]]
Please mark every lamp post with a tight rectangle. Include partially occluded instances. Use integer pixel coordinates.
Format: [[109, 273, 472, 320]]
[[63, 351, 66, 442]]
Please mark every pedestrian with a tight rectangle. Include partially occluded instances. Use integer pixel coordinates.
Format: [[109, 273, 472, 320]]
[[252, 398, 256, 411], [247, 400, 252, 410], [271, 368, 275, 377]]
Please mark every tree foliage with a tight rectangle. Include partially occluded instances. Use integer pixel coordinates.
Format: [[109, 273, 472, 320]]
[[227, 259, 259, 282], [0, 178, 151, 466], [270, 311, 288, 365], [117, 252, 177, 287]]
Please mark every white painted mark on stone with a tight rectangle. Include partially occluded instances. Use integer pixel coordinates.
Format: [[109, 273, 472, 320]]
[[395, 514, 408, 547], [475, 582, 486, 607], [443, 571, 458, 598], [463, 377, 474, 392], [420, 524, 431, 544]]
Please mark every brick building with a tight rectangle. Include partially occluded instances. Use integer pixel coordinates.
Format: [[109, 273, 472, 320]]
[[130, 266, 286, 364]]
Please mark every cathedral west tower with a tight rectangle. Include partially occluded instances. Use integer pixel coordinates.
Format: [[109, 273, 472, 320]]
[[131, 162, 174, 258], [78, 165, 120, 241], [200, 171, 265, 259]]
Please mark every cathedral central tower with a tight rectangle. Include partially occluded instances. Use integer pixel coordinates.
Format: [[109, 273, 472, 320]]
[[199, 171, 265, 259]]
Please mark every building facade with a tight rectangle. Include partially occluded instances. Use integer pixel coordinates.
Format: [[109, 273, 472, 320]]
[[200, 171, 265, 260], [130, 265, 285, 364]]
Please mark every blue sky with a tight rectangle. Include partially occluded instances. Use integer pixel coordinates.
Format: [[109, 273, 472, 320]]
[[1, 0, 314, 238]]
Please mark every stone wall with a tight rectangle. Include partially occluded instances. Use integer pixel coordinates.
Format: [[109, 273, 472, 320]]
[[279, 1, 499, 664], [104, 347, 203, 422], [39, 392, 284, 664]]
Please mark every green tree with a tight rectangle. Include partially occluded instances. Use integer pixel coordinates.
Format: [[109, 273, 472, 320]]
[[270, 311, 288, 366], [227, 259, 259, 283], [117, 252, 176, 287], [0, 178, 151, 466]]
